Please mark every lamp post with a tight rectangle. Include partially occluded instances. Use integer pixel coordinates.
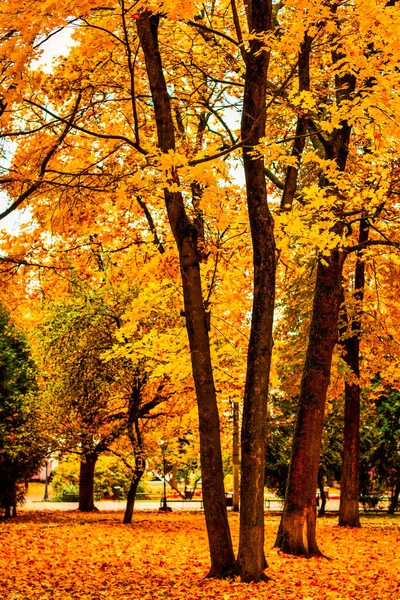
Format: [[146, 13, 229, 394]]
[[43, 460, 50, 501], [158, 440, 171, 512]]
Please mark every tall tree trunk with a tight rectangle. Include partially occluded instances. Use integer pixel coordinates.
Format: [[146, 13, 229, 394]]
[[232, 401, 240, 512], [275, 13, 356, 555], [123, 466, 145, 524], [237, 0, 275, 583], [137, 13, 236, 578], [275, 250, 345, 556], [339, 218, 369, 527], [78, 453, 98, 512], [388, 481, 400, 514], [338, 377, 361, 526]]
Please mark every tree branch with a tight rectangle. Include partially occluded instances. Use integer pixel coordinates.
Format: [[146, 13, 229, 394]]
[[0, 94, 82, 220]]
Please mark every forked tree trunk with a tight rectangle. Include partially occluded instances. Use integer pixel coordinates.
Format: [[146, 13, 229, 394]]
[[275, 251, 345, 556], [339, 218, 369, 527], [275, 17, 355, 554], [123, 467, 145, 524], [137, 13, 236, 578], [79, 454, 98, 512], [237, 0, 276, 583]]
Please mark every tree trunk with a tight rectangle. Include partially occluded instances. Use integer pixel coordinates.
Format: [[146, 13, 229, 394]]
[[170, 463, 178, 491], [275, 251, 345, 556], [3, 481, 14, 519], [137, 13, 236, 578], [232, 401, 240, 512], [338, 377, 361, 526], [78, 453, 98, 512], [318, 473, 326, 517], [275, 20, 356, 554], [236, 0, 275, 583], [388, 481, 400, 514], [339, 218, 369, 527], [123, 467, 144, 524]]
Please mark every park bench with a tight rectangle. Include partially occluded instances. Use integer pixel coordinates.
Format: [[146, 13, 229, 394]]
[[360, 495, 389, 512], [159, 497, 204, 509], [62, 492, 101, 502], [264, 497, 282, 510], [158, 493, 233, 510], [62, 492, 79, 502]]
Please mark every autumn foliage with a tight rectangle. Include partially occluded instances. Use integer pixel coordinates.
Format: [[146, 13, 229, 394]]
[[1, 0, 400, 587], [1, 510, 400, 600]]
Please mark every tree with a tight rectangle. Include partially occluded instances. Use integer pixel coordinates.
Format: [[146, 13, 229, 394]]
[[338, 218, 369, 526], [0, 304, 45, 517], [274, 0, 400, 556], [361, 386, 400, 514], [2, 0, 400, 578], [39, 296, 129, 511], [235, 0, 277, 582], [120, 367, 173, 525]]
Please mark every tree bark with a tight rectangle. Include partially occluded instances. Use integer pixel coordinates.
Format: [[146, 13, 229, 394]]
[[339, 219, 369, 527], [123, 467, 144, 524], [275, 250, 345, 556], [137, 13, 236, 578], [237, 0, 276, 583], [388, 482, 400, 514], [3, 480, 15, 519], [78, 453, 98, 512], [338, 378, 361, 526]]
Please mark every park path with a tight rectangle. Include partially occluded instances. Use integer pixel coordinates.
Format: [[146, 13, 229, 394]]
[[23, 497, 341, 512]]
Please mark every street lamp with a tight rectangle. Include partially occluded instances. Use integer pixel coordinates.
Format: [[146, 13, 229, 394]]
[[43, 460, 50, 501], [158, 440, 172, 512]]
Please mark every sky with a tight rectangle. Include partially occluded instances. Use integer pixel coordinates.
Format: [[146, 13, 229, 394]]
[[0, 22, 247, 236], [0, 25, 77, 234]]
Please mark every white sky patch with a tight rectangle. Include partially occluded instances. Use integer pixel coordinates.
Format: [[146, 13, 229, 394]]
[[31, 25, 78, 73], [1, 26, 78, 235]]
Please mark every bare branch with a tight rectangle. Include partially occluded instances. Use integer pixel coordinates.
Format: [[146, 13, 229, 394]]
[[24, 98, 148, 155], [230, 0, 248, 63], [187, 19, 239, 47]]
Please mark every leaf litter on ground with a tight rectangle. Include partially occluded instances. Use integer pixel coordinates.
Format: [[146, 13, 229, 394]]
[[0, 511, 399, 600]]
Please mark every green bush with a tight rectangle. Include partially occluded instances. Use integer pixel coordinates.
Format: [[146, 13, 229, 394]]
[[51, 457, 80, 500]]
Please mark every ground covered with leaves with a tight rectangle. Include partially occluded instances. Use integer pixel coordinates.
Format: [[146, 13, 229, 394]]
[[1, 510, 399, 600]]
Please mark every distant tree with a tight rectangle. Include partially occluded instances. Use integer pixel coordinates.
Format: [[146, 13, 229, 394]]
[[0, 305, 46, 518], [39, 289, 178, 514], [265, 395, 296, 499], [39, 296, 128, 511], [360, 386, 400, 514]]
